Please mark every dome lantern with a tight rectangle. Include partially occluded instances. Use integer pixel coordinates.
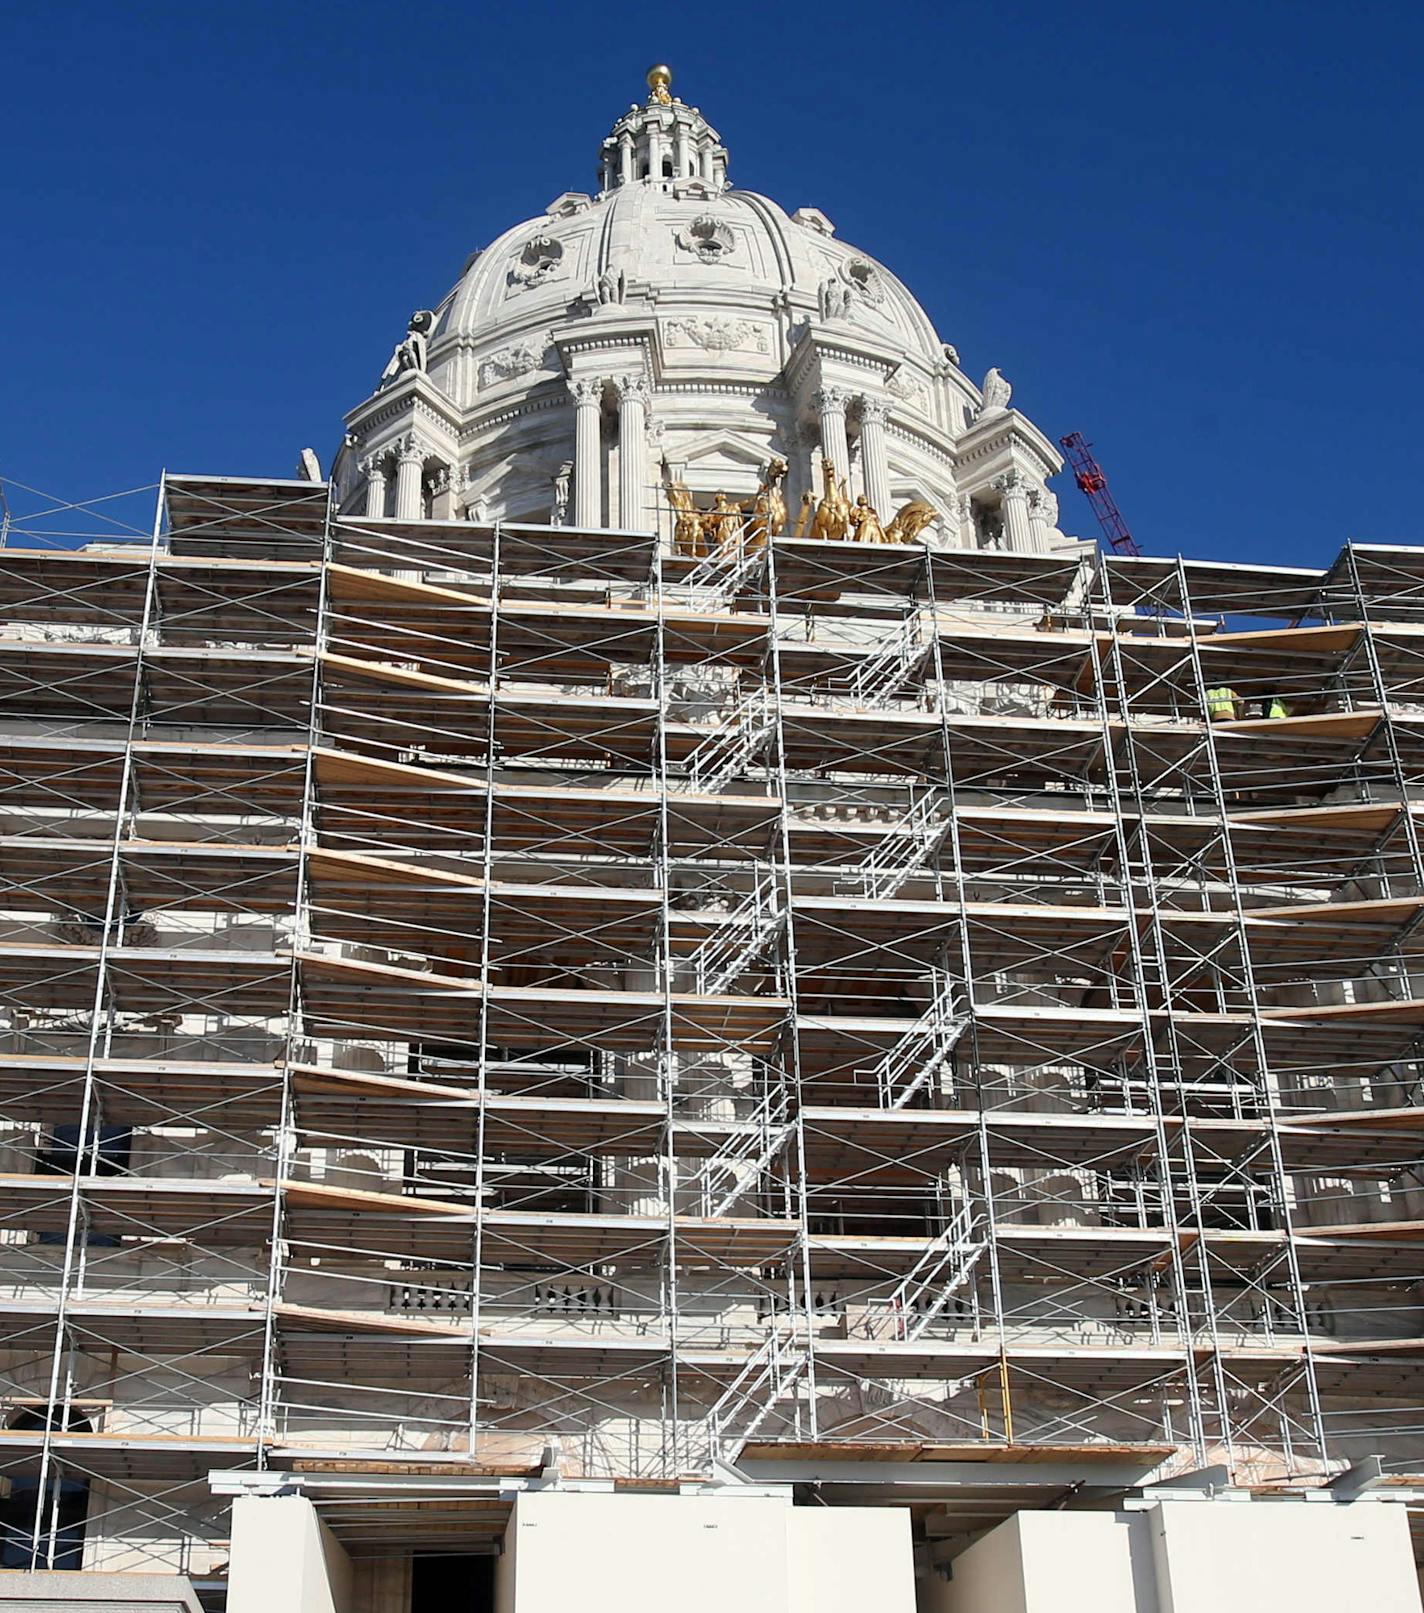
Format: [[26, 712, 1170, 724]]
[[598, 64, 728, 193]]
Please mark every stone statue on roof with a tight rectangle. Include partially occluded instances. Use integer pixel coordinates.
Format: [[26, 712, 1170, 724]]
[[379, 310, 435, 387]]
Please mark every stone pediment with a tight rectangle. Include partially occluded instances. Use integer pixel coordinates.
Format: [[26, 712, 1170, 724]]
[[663, 429, 777, 494]]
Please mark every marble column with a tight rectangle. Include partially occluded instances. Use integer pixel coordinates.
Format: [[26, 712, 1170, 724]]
[[699, 144, 714, 182], [612, 374, 653, 533], [361, 456, 387, 518], [674, 121, 691, 178], [1027, 487, 1056, 554], [857, 396, 892, 518], [814, 385, 852, 486], [994, 469, 1033, 552], [618, 133, 634, 185], [569, 378, 604, 528], [394, 438, 426, 521]]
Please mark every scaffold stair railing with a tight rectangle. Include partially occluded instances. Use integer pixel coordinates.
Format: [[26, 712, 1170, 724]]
[[848, 788, 951, 899], [695, 1089, 794, 1218], [866, 977, 969, 1109], [682, 528, 767, 609], [702, 1323, 809, 1464], [686, 873, 785, 995], [686, 688, 777, 791], [849, 611, 929, 708], [869, 1201, 986, 1342]]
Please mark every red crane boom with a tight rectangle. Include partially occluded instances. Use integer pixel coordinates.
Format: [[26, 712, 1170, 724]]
[[1058, 431, 1140, 557]]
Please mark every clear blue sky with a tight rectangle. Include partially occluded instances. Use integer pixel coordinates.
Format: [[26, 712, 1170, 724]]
[[5, 0, 1420, 566]]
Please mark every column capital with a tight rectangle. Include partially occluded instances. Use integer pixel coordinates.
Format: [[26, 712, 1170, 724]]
[[814, 384, 850, 415], [857, 395, 890, 427], [358, 454, 386, 479], [611, 373, 652, 408], [993, 468, 1029, 498], [396, 434, 428, 466], [568, 376, 604, 406]]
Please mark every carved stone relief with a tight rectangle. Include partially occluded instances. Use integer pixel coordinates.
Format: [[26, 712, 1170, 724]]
[[840, 256, 886, 305], [886, 365, 926, 407], [662, 316, 769, 354], [674, 215, 737, 264], [508, 234, 566, 289], [478, 337, 555, 390]]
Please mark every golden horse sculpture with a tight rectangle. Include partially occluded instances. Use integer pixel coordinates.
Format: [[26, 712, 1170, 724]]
[[667, 459, 790, 561], [668, 465, 936, 553], [801, 486, 938, 544], [667, 481, 706, 557], [883, 498, 939, 544], [742, 456, 788, 552], [805, 457, 851, 541]]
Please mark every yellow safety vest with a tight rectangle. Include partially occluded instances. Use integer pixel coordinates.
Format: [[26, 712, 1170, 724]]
[[1266, 697, 1291, 719], [1206, 686, 1238, 720]]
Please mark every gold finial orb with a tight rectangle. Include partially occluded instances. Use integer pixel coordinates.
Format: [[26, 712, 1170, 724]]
[[646, 63, 673, 104]]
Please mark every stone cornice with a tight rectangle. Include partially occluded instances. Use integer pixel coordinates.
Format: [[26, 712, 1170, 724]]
[[953, 408, 1062, 480], [457, 390, 571, 442], [884, 419, 955, 471], [343, 371, 462, 438], [785, 324, 908, 388]]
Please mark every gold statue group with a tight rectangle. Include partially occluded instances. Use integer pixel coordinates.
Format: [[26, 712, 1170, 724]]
[[667, 457, 938, 560]]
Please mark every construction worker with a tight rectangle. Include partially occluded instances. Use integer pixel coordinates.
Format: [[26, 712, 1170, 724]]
[[1262, 691, 1292, 719], [1205, 684, 1240, 721]]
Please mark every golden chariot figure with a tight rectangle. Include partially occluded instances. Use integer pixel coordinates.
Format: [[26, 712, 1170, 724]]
[[849, 495, 887, 545], [701, 491, 743, 559]]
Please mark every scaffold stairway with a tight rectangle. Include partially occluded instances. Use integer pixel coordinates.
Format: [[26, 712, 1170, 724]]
[[849, 611, 930, 708], [866, 978, 969, 1109], [871, 1202, 986, 1342], [696, 1090, 794, 1218], [687, 688, 777, 791], [682, 531, 767, 610], [849, 789, 951, 900], [686, 874, 785, 995], [703, 1324, 809, 1464]]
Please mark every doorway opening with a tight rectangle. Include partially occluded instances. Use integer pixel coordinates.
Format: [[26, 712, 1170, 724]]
[[411, 1551, 495, 1613]]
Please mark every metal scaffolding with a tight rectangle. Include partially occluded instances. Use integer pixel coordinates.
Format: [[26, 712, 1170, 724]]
[[2, 477, 1424, 1568]]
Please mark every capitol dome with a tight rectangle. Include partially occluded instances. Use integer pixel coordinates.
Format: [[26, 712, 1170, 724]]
[[335, 66, 1066, 552]]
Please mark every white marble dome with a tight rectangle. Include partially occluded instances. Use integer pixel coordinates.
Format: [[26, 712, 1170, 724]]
[[435, 182, 947, 373], [336, 67, 1065, 552]]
